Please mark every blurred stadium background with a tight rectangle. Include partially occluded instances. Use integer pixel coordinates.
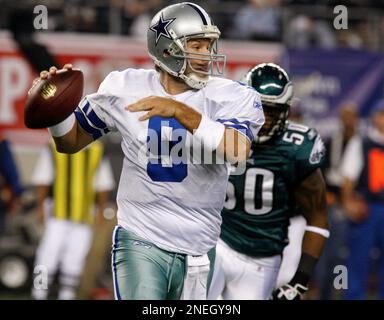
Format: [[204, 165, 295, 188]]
[[0, 0, 384, 299]]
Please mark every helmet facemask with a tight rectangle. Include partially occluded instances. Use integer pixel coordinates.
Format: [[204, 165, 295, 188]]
[[166, 33, 226, 89], [256, 102, 289, 143]]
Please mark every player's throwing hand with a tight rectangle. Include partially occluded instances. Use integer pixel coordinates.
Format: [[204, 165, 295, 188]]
[[39, 64, 73, 80], [126, 96, 178, 121]]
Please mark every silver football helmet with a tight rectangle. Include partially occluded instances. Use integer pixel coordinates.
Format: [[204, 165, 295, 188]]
[[147, 2, 226, 89]]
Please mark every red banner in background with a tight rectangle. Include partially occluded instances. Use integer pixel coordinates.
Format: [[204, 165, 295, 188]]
[[0, 31, 283, 146]]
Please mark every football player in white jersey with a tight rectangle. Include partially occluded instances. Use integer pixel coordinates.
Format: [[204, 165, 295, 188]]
[[33, 2, 264, 299]]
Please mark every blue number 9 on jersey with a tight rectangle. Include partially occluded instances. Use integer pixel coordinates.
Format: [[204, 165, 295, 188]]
[[147, 116, 188, 182]]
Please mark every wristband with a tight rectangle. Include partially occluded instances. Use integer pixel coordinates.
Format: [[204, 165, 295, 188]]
[[291, 253, 318, 287], [193, 115, 225, 152], [48, 113, 75, 137], [305, 225, 330, 238]]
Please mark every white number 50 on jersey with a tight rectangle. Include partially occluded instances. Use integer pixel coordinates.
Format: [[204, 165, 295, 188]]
[[225, 168, 274, 215]]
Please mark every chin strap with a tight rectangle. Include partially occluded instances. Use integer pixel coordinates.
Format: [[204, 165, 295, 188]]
[[180, 73, 208, 89]]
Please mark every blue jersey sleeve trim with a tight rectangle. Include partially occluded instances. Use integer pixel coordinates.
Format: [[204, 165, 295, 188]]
[[217, 118, 254, 142], [225, 124, 254, 142], [80, 101, 107, 130], [74, 107, 102, 140]]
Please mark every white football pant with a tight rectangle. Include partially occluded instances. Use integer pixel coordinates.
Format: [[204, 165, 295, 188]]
[[208, 238, 281, 300]]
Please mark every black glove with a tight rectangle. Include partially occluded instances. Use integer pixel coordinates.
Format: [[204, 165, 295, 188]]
[[271, 283, 308, 300], [271, 253, 318, 300]]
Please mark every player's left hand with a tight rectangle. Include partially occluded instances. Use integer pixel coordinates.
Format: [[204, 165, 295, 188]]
[[126, 96, 178, 121], [271, 283, 308, 300]]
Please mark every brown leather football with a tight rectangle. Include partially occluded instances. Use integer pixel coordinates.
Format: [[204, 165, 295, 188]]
[[24, 69, 84, 129]]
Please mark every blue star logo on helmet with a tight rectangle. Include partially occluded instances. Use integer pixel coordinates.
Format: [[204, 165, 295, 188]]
[[150, 14, 175, 45]]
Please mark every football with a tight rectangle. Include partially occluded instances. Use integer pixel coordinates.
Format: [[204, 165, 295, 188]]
[[24, 69, 84, 129]]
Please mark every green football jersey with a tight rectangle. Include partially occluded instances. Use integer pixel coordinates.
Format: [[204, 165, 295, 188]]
[[220, 122, 326, 257]]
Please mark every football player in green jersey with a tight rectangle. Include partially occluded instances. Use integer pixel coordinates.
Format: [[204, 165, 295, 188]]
[[208, 63, 329, 300]]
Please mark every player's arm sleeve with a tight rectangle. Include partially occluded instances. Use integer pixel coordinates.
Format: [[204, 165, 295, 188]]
[[30, 146, 54, 186], [339, 136, 363, 182], [93, 158, 116, 192], [296, 130, 326, 182], [74, 72, 119, 140], [213, 83, 265, 143]]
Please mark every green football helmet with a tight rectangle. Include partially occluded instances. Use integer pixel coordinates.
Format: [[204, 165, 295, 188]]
[[243, 63, 293, 143]]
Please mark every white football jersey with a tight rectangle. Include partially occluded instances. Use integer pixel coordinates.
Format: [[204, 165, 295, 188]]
[[75, 68, 264, 255]]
